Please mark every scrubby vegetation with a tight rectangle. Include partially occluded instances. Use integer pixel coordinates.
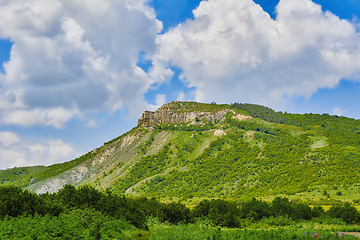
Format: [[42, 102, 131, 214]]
[[115, 113, 360, 199], [0, 185, 360, 239], [232, 103, 289, 124], [2, 102, 360, 203], [2, 101, 360, 238], [0, 151, 95, 187]]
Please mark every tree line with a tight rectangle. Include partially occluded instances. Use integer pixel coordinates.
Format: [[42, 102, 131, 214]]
[[1, 185, 359, 230]]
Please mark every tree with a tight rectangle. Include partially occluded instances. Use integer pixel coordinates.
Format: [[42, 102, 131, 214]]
[[159, 202, 192, 224], [327, 202, 360, 224], [239, 198, 271, 220], [0, 186, 51, 217]]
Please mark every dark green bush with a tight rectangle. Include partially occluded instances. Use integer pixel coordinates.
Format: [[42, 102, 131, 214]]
[[270, 197, 312, 220], [0, 186, 60, 217], [193, 199, 240, 227], [327, 202, 360, 224], [159, 202, 192, 224], [239, 198, 271, 220], [311, 205, 325, 218]]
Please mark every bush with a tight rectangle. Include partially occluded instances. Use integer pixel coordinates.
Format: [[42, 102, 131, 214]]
[[270, 197, 312, 220], [55, 185, 148, 229], [327, 202, 360, 224], [270, 197, 293, 218], [292, 202, 312, 220], [158, 202, 192, 224], [193, 199, 240, 227], [261, 215, 295, 227], [239, 198, 271, 220], [0, 186, 60, 217], [0, 209, 134, 239], [56, 184, 103, 209], [311, 205, 325, 218]]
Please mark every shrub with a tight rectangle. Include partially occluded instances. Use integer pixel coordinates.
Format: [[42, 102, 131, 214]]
[[270, 197, 313, 220], [292, 202, 312, 220], [239, 198, 271, 220], [270, 197, 293, 218], [327, 202, 360, 224], [311, 205, 325, 218], [158, 202, 192, 224], [0, 186, 59, 217], [193, 199, 240, 227]]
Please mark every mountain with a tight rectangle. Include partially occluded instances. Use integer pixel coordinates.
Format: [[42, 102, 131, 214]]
[[1, 101, 360, 202]]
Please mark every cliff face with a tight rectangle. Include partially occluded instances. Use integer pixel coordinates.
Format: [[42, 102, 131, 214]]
[[138, 101, 251, 127]]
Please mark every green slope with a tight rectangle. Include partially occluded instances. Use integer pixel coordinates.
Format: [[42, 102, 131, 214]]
[[0, 152, 95, 188], [117, 115, 360, 200], [1, 101, 360, 203]]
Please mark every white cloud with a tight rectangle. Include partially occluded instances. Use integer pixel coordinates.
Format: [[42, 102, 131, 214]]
[[0, 131, 76, 169], [332, 107, 343, 116], [0, 150, 26, 169], [0, 0, 163, 128], [2, 107, 77, 128], [146, 94, 167, 111], [0, 131, 20, 147], [152, 0, 360, 109], [2, 0, 360, 129], [155, 94, 166, 107], [85, 118, 105, 128], [177, 92, 186, 101]]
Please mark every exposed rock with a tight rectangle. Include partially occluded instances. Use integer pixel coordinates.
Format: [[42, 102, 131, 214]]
[[35, 178, 67, 194], [214, 129, 226, 136], [138, 101, 251, 127], [120, 134, 137, 149], [70, 165, 88, 183], [33, 165, 89, 194], [232, 114, 252, 121]]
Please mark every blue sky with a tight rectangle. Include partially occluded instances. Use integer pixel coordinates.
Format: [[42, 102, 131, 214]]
[[0, 0, 359, 169]]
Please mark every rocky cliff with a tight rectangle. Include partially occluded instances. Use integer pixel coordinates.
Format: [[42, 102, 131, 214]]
[[138, 101, 251, 127], [26, 101, 252, 194]]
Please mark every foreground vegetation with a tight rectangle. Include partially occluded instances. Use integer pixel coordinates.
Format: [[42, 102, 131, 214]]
[[1, 185, 360, 239]]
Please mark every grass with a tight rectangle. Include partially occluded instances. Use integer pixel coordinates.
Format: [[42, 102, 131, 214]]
[[310, 136, 328, 149], [2, 214, 360, 239], [263, 185, 360, 205], [148, 222, 359, 240]]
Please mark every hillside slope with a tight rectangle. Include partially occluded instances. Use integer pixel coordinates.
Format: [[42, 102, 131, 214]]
[[1, 101, 360, 202]]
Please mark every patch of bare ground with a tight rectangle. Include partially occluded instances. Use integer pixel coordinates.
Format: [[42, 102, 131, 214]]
[[336, 232, 360, 237]]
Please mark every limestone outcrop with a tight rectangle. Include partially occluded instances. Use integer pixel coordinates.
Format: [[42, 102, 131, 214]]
[[138, 101, 251, 127]]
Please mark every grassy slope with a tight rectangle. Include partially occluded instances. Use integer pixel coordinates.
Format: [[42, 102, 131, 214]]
[[110, 105, 360, 203], [0, 151, 95, 188], [1, 102, 360, 204]]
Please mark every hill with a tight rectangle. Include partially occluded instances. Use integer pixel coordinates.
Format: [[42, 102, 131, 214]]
[[1, 101, 360, 203]]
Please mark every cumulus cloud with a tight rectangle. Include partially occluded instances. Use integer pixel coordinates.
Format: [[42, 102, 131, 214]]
[[2, 0, 360, 129], [2, 107, 77, 128], [0, 131, 20, 147], [152, 0, 360, 109], [0, 131, 76, 169], [0, 0, 163, 128]]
